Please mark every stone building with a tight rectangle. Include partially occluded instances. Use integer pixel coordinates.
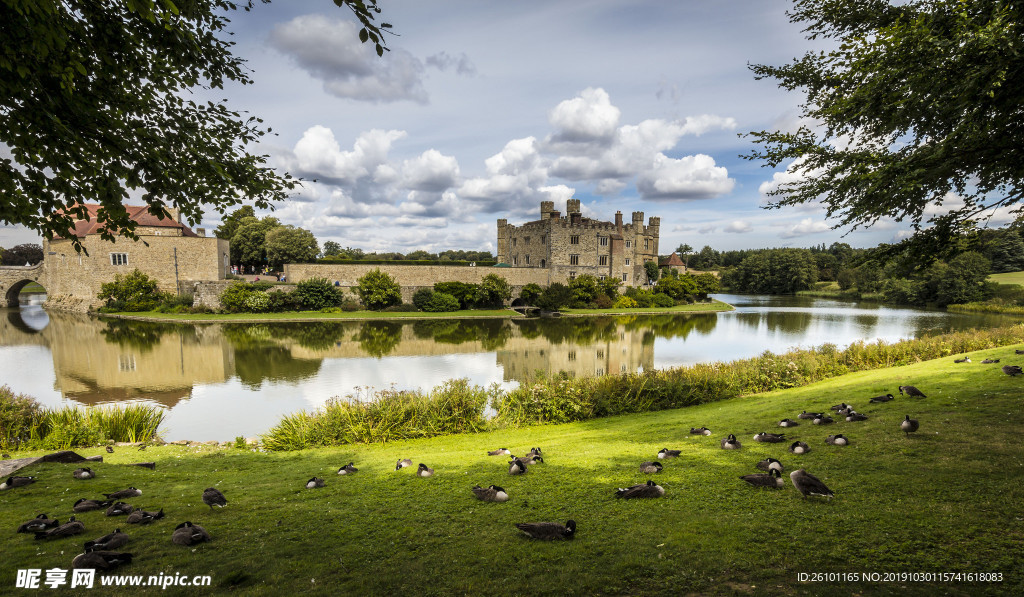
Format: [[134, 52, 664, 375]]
[[497, 199, 660, 286]]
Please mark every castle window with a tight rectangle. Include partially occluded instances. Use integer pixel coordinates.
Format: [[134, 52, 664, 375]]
[[625, 258, 631, 266], [512, 238, 517, 247], [570, 235, 579, 245], [118, 354, 136, 372], [645, 239, 649, 250], [569, 254, 579, 265], [599, 236, 608, 246], [541, 235, 546, 244], [110, 253, 128, 266], [599, 255, 608, 266], [621, 363, 628, 372], [596, 368, 605, 376], [622, 273, 628, 282], [512, 255, 518, 266], [524, 236, 531, 244], [525, 255, 530, 265], [626, 240, 632, 248]]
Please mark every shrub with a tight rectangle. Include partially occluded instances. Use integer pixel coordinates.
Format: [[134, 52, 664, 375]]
[[0, 385, 42, 450], [294, 277, 344, 311], [266, 290, 301, 313], [356, 269, 402, 310], [519, 283, 543, 304], [423, 292, 460, 312], [613, 296, 639, 309], [340, 298, 362, 312], [569, 274, 600, 305], [651, 292, 676, 308], [433, 281, 478, 309], [535, 282, 572, 311], [384, 303, 419, 312], [594, 294, 614, 309], [412, 288, 434, 310], [644, 260, 660, 282], [243, 291, 271, 313], [476, 274, 512, 308], [219, 282, 257, 313], [625, 287, 654, 307], [97, 269, 161, 311]]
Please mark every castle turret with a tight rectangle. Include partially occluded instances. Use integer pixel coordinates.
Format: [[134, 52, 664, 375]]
[[615, 211, 623, 234], [566, 199, 581, 214], [632, 211, 644, 228], [647, 216, 660, 256], [497, 219, 509, 262], [540, 201, 555, 220]]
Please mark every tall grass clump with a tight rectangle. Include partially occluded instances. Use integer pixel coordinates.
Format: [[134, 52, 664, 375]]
[[0, 385, 43, 450], [262, 379, 495, 451], [948, 300, 1024, 315]]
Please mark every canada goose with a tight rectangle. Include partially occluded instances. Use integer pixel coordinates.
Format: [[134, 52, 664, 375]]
[[487, 448, 512, 456], [395, 459, 413, 470], [825, 434, 849, 446], [869, 394, 894, 403], [830, 402, 849, 412], [0, 475, 36, 490], [812, 415, 834, 425], [778, 419, 799, 427], [171, 521, 210, 546], [202, 487, 227, 509], [508, 458, 528, 475], [753, 432, 786, 443], [138, 444, 146, 451], [471, 484, 509, 502], [846, 412, 869, 422], [17, 514, 59, 534], [756, 457, 784, 473], [689, 427, 712, 435], [954, 356, 971, 363], [103, 487, 142, 500], [105, 502, 135, 517], [1002, 365, 1023, 376], [35, 516, 85, 540], [789, 441, 810, 454], [73, 468, 95, 480], [899, 385, 926, 398], [73, 498, 112, 513], [981, 358, 1000, 364], [514, 520, 576, 540], [657, 448, 682, 459], [528, 447, 543, 456], [518, 454, 544, 466], [1, 453, 9, 459], [1016, 349, 1024, 355], [336, 462, 358, 475], [306, 477, 325, 489], [901, 415, 919, 437], [639, 461, 663, 474], [615, 480, 665, 499], [740, 469, 784, 489], [797, 410, 820, 420], [126, 508, 164, 524], [85, 529, 129, 551], [837, 406, 854, 417], [72, 549, 133, 570], [720, 434, 742, 449], [417, 463, 434, 477], [106, 446, 114, 454], [790, 469, 834, 498]]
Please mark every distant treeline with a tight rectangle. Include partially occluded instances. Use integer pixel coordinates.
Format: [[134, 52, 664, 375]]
[[320, 244, 494, 263]]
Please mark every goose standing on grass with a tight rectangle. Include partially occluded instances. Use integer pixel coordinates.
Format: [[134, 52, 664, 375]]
[[416, 463, 434, 477], [17, 514, 60, 534], [740, 469, 784, 489], [639, 461, 663, 474], [846, 412, 869, 422], [528, 447, 543, 456], [487, 448, 512, 456], [508, 458, 528, 475], [86, 529, 129, 551], [789, 441, 810, 454], [1002, 365, 1023, 376], [126, 508, 164, 524], [171, 522, 211, 546], [778, 419, 799, 427], [72, 468, 95, 480], [73, 499, 112, 513], [616, 480, 665, 499], [336, 462, 358, 475], [72, 548, 133, 571], [954, 356, 971, 363], [395, 459, 413, 470], [790, 469, 834, 498], [981, 358, 1000, 364], [813, 415, 834, 425], [514, 520, 576, 540], [105, 502, 134, 517], [306, 477, 325, 489], [720, 434, 742, 449], [657, 448, 682, 459], [690, 427, 712, 435], [825, 434, 849, 446], [471, 485, 509, 502], [901, 415, 920, 437], [753, 432, 786, 443], [899, 385, 927, 398], [103, 487, 142, 500], [203, 487, 227, 509], [35, 516, 85, 540], [1, 475, 36, 490], [869, 394, 895, 403]]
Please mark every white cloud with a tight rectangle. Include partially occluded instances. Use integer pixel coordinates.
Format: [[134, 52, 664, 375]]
[[290, 126, 406, 185], [677, 114, 738, 136], [724, 221, 753, 233], [698, 225, 717, 234], [270, 15, 428, 103], [778, 217, 831, 239], [424, 52, 477, 76], [401, 149, 460, 192], [636, 154, 735, 200], [549, 87, 621, 143]]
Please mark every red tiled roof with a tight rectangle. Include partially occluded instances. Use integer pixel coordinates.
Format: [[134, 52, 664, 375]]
[[63, 204, 197, 238], [659, 253, 684, 267]]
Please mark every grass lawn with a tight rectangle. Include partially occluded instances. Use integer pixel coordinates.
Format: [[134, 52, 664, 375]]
[[988, 271, 1024, 286], [561, 299, 733, 315], [2, 345, 1022, 595], [105, 308, 522, 323]]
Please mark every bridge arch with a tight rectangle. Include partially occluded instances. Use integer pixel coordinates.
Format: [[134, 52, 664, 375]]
[[0, 264, 46, 308]]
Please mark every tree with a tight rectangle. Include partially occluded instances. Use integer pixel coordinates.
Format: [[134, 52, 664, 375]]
[[726, 248, 819, 294], [356, 269, 402, 310], [535, 283, 572, 311], [988, 232, 1024, 273], [748, 0, 1024, 260], [230, 216, 280, 268], [214, 206, 256, 241], [265, 226, 319, 269], [0, 1, 391, 249], [568, 274, 600, 306], [321, 241, 343, 258], [935, 252, 992, 306], [643, 261, 660, 283], [676, 243, 693, 268], [475, 274, 512, 308], [0, 243, 43, 266], [519, 283, 543, 304], [97, 269, 161, 311]]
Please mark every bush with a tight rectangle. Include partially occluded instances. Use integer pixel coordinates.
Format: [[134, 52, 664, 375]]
[[219, 282, 257, 313], [356, 269, 402, 310], [569, 274, 600, 305], [651, 292, 676, 307], [594, 294, 614, 309], [624, 287, 655, 307], [0, 385, 41, 450], [476, 274, 512, 308], [519, 283, 543, 304], [613, 296, 639, 309], [536, 282, 572, 311], [412, 288, 434, 310], [266, 290, 301, 313], [243, 291, 271, 313], [97, 269, 161, 311], [384, 303, 419, 312], [294, 277, 344, 311], [340, 298, 362, 312], [423, 292, 460, 312], [434, 281, 478, 309]]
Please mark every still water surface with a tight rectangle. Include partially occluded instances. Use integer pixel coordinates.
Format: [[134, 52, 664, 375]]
[[0, 294, 1015, 440]]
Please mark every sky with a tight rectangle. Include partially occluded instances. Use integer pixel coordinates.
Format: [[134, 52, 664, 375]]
[[3, 0, 1009, 254]]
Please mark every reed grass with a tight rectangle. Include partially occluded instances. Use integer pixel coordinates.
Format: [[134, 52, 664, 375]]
[[948, 300, 1024, 315]]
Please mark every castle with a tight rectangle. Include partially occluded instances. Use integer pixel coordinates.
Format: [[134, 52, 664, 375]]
[[497, 199, 660, 285]]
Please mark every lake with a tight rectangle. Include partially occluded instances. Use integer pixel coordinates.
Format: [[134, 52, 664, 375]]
[[0, 294, 1015, 440]]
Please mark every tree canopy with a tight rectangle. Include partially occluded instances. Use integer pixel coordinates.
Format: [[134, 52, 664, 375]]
[[0, 0, 390, 250], [747, 0, 1024, 258]]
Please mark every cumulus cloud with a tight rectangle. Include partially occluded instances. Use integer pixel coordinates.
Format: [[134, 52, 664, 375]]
[[724, 221, 753, 233], [425, 51, 477, 76], [401, 150, 460, 192], [778, 218, 831, 239], [549, 87, 621, 143], [289, 126, 407, 185], [698, 225, 717, 234], [636, 154, 735, 200], [270, 15, 428, 103]]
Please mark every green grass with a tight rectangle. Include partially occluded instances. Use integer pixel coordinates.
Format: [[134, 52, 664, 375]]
[[18, 282, 45, 293], [987, 270, 1024, 286], [561, 299, 734, 315], [104, 308, 522, 322], [2, 346, 1022, 595]]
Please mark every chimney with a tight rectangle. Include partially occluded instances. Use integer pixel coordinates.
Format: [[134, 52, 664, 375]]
[[196, 227, 206, 237]]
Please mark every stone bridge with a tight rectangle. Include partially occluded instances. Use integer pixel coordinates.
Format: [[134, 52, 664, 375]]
[[0, 264, 46, 307]]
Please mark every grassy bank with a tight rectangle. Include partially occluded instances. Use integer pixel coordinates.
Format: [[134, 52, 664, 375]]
[[2, 345, 1021, 595], [560, 298, 733, 315], [987, 270, 1024, 286], [101, 308, 522, 323], [947, 301, 1024, 315], [795, 288, 884, 301]]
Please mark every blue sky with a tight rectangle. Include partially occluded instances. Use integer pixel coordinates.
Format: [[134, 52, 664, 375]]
[[5, 0, 1000, 253]]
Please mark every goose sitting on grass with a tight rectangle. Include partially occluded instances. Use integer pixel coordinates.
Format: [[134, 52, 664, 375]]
[[1, 476, 36, 490], [740, 469, 784, 489], [518, 454, 544, 465], [753, 432, 786, 443], [756, 458, 783, 473], [720, 434, 742, 449], [981, 358, 1000, 364], [35, 517, 85, 540], [105, 502, 134, 517], [813, 415, 834, 425], [471, 485, 509, 502], [416, 463, 435, 477], [954, 356, 971, 363], [487, 448, 512, 456], [778, 419, 799, 427], [845, 412, 869, 422], [825, 434, 849, 446], [789, 441, 810, 454], [85, 529, 129, 551], [103, 487, 141, 500], [72, 468, 95, 480], [336, 463, 358, 475], [16, 514, 60, 534], [306, 477, 325, 489], [514, 520, 576, 540], [1002, 365, 1023, 376], [126, 508, 164, 525], [73, 499, 112, 513], [790, 469, 834, 498], [657, 448, 681, 459], [689, 427, 712, 435], [869, 394, 894, 403], [72, 548, 133, 571], [639, 461, 663, 474], [395, 459, 413, 470], [830, 402, 850, 412], [202, 487, 227, 509], [615, 480, 665, 499], [797, 411, 821, 420], [508, 459, 528, 475], [171, 522, 211, 546]]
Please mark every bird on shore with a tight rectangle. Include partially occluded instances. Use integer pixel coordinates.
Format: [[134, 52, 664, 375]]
[[171, 522, 211, 546], [639, 461, 663, 474], [518, 454, 544, 465], [103, 487, 142, 500], [508, 458, 527, 475], [528, 447, 543, 456], [846, 412, 869, 422], [35, 516, 85, 540], [740, 469, 784, 489], [690, 427, 712, 435], [869, 394, 895, 403], [720, 434, 742, 449], [954, 356, 971, 363], [85, 529, 129, 551], [657, 448, 682, 459], [790, 469, 834, 498], [616, 480, 665, 499], [106, 446, 114, 454], [981, 358, 1000, 364], [73, 498, 112, 513], [1, 453, 9, 459], [336, 462, 358, 475], [395, 459, 413, 470], [1016, 349, 1024, 355], [472, 484, 509, 502], [753, 432, 786, 443], [899, 385, 927, 398], [126, 508, 164, 524], [72, 468, 95, 480], [17, 514, 60, 534], [789, 441, 810, 454], [901, 415, 919, 437], [416, 463, 434, 477], [203, 487, 227, 509], [756, 458, 783, 473], [778, 419, 799, 427], [1, 475, 36, 490], [72, 548, 133, 570], [825, 434, 849, 446], [105, 502, 135, 517], [830, 402, 850, 412], [1002, 365, 1023, 376], [797, 410, 821, 420], [305, 477, 325, 489], [813, 415, 834, 425], [487, 448, 511, 456], [514, 520, 576, 540]]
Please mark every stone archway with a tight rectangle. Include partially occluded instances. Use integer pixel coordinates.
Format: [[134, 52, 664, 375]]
[[1, 277, 46, 308]]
